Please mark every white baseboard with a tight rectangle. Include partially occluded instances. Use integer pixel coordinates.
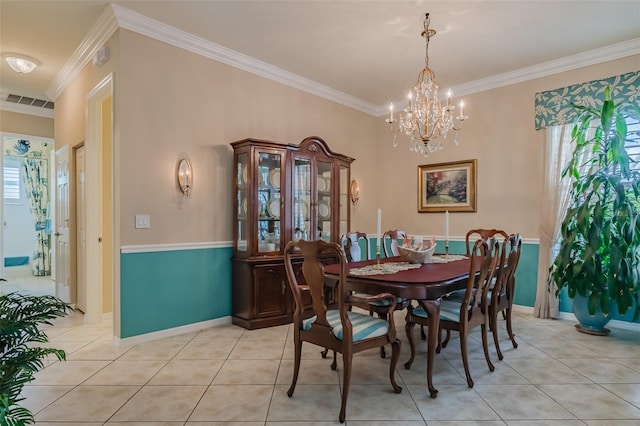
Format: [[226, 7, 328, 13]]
[[113, 316, 232, 347], [513, 303, 640, 332]]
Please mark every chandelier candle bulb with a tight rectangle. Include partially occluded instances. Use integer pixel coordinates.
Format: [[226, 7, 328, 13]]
[[389, 103, 394, 122], [447, 89, 452, 107], [459, 101, 464, 118]]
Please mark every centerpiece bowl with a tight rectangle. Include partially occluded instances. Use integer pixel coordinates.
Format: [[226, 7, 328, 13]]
[[398, 243, 437, 264]]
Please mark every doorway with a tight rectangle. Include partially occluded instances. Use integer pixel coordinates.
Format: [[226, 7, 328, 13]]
[[1, 133, 55, 296]]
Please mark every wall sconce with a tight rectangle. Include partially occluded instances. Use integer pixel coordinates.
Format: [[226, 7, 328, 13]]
[[350, 179, 360, 205], [177, 158, 192, 198]]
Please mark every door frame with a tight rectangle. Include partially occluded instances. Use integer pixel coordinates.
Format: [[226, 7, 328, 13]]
[[84, 74, 114, 324]]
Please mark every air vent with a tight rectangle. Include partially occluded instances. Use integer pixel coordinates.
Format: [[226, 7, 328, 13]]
[[6, 93, 54, 109]]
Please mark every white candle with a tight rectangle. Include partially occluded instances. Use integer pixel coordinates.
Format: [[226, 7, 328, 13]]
[[459, 100, 464, 117], [376, 208, 382, 250], [447, 89, 452, 107], [389, 103, 394, 122], [445, 210, 449, 241]]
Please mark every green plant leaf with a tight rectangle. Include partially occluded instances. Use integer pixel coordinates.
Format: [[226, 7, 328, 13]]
[[553, 87, 640, 322]]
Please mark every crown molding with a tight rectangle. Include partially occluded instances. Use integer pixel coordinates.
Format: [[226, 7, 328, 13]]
[[452, 38, 640, 99], [52, 4, 639, 116], [45, 6, 119, 100], [110, 4, 379, 116], [0, 100, 54, 118], [375, 38, 640, 116]]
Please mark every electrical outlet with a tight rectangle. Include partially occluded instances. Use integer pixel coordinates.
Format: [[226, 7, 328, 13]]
[[135, 214, 150, 229]]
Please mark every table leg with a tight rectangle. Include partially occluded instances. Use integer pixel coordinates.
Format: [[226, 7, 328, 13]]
[[419, 299, 440, 398]]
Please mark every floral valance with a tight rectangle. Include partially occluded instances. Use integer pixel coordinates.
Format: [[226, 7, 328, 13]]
[[534, 70, 640, 130]]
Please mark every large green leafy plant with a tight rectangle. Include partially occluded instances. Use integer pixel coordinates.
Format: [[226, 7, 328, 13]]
[[549, 87, 640, 321], [0, 292, 72, 425]]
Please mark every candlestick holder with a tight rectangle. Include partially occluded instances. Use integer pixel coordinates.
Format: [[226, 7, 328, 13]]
[[445, 240, 449, 258], [375, 246, 382, 268]]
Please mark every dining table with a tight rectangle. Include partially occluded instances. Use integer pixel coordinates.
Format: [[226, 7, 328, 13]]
[[323, 254, 474, 398]]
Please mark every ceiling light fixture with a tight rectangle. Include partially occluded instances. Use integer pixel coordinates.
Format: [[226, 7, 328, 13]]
[[386, 13, 467, 156], [3, 53, 39, 74]]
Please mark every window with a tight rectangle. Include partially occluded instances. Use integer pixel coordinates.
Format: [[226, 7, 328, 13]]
[[3, 156, 22, 202], [625, 114, 640, 172]]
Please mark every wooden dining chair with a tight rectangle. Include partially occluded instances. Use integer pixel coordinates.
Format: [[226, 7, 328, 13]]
[[340, 231, 370, 262], [465, 228, 508, 255], [487, 233, 522, 359], [284, 239, 402, 423], [343, 230, 411, 358], [440, 230, 521, 359], [382, 229, 407, 257], [404, 238, 500, 388]]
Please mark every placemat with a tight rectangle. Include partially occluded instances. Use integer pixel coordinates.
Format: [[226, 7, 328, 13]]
[[349, 262, 421, 276], [348, 255, 468, 276], [429, 254, 468, 263]]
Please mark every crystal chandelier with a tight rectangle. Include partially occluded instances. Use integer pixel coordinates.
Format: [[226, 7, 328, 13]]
[[386, 13, 467, 156]]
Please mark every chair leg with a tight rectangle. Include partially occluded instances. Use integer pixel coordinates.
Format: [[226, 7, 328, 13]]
[[505, 306, 518, 349], [321, 347, 329, 358], [404, 320, 416, 369], [481, 322, 495, 373], [441, 328, 451, 349], [377, 311, 388, 359], [420, 324, 426, 340], [287, 339, 302, 397], [331, 349, 338, 371], [489, 307, 504, 361], [459, 329, 474, 388], [339, 352, 353, 423], [389, 338, 403, 393]]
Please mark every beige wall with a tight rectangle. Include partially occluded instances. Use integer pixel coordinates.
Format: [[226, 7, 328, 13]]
[[52, 27, 639, 248], [0, 110, 53, 137], [54, 33, 119, 305], [371, 54, 640, 240], [116, 29, 380, 245]]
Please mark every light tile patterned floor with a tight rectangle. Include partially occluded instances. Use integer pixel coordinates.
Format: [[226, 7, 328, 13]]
[[19, 307, 640, 425]]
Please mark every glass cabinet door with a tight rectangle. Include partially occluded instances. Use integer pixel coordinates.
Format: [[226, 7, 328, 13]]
[[293, 157, 311, 240], [317, 160, 332, 242], [257, 151, 281, 253], [236, 153, 249, 251], [339, 165, 349, 238]]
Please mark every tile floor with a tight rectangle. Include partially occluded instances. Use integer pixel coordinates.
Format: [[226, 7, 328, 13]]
[[19, 306, 640, 425]]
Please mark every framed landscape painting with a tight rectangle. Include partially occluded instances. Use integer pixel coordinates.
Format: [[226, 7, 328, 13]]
[[418, 159, 477, 212]]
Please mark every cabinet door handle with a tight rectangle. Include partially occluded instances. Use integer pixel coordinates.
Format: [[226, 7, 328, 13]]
[[281, 279, 286, 294]]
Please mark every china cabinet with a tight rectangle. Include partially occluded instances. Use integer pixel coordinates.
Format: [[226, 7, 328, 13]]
[[231, 136, 354, 329]]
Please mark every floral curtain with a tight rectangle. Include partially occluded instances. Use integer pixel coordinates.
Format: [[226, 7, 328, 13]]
[[20, 158, 51, 276], [534, 70, 639, 130], [4, 138, 52, 276]]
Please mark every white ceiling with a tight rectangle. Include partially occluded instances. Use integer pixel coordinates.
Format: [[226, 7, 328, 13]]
[[1, 1, 639, 115]]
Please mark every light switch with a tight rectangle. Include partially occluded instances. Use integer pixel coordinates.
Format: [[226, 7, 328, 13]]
[[135, 214, 150, 229]]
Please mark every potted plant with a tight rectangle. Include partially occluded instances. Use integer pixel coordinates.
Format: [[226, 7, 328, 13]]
[[0, 290, 72, 425], [549, 87, 640, 335]]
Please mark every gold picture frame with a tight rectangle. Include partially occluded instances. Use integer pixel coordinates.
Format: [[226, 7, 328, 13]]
[[418, 159, 477, 212]]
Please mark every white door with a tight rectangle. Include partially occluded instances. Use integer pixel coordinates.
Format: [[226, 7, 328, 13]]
[[54, 146, 71, 302], [75, 146, 86, 312]]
